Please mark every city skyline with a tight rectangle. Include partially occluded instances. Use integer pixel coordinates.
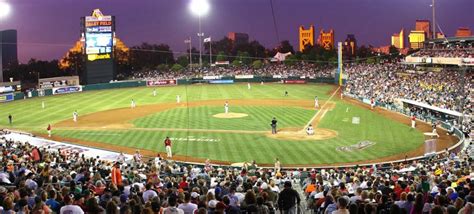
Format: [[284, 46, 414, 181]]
[[0, 0, 472, 63]]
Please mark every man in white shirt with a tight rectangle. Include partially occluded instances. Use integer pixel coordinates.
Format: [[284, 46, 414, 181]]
[[142, 183, 158, 203], [178, 192, 197, 214], [60, 195, 84, 214]]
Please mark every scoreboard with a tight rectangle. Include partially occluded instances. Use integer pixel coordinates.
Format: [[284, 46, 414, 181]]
[[83, 9, 114, 61]]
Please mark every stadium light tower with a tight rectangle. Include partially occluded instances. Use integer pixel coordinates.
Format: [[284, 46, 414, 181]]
[[0, 1, 11, 19], [189, 0, 210, 69], [430, 0, 436, 39]]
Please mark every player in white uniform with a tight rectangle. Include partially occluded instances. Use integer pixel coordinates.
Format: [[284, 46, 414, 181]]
[[247, 82, 251, 90], [306, 124, 315, 135], [411, 115, 416, 128], [42, 101, 45, 109], [224, 101, 229, 114], [176, 95, 181, 103], [153, 89, 157, 97], [73, 110, 78, 122], [314, 96, 319, 108], [131, 99, 136, 108], [370, 98, 375, 109]]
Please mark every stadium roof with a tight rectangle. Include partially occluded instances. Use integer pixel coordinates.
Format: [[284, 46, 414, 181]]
[[426, 36, 474, 44]]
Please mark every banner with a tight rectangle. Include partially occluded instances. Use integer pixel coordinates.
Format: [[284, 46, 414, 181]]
[[273, 75, 282, 79], [146, 79, 177, 86], [463, 58, 474, 65], [209, 80, 234, 84], [0, 86, 14, 93], [52, 86, 82, 95], [0, 93, 14, 103], [203, 75, 222, 80], [234, 75, 254, 79], [284, 80, 306, 84]]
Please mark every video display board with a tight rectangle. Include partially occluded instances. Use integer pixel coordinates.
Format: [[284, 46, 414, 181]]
[[83, 9, 114, 61]]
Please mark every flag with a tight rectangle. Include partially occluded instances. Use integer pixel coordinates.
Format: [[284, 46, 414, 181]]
[[184, 39, 191, 44], [203, 37, 211, 43]]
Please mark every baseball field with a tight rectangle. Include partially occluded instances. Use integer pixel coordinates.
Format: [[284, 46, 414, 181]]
[[0, 83, 458, 167]]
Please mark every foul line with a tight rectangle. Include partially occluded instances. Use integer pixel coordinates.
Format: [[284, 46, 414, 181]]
[[302, 86, 340, 131]]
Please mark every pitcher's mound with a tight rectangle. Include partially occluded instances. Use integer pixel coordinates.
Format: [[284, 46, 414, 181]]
[[213, 113, 248, 118], [266, 128, 338, 141]]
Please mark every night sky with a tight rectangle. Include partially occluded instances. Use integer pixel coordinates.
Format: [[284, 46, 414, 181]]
[[0, 0, 472, 63]]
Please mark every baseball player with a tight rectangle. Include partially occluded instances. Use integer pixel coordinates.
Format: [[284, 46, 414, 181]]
[[131, 99, 136, 108], [370, 98, 375, 109], [153, 89, 157, 97], [271, 117, 278, 134], [176, 95, 181, 103], [224, 101, 229, 114], [47, 124, 52, 137], [411, 115, 416, 128], [73, 110, 78, 122], [306, 124, 315, 135], [247, 82, 251, 90], [284, 91, 288, 96], [164, 137, 172, 158], [42, 101, 45, 109], [314, 96, 319, 108], [432, 121, 440, 137], [8, 114, 12, 125]]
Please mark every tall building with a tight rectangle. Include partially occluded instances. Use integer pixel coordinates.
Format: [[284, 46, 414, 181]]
[[391, 29, 405, 49], [299, 25, 315, 52], [408, 30, 426, 49], [415, 20, 431, 39], [227, 32, 249, 45], [318, 29, 334, 50], [0, 29, 18, 82], [455, 27, 472, 37], [343, 34, 357, 58]]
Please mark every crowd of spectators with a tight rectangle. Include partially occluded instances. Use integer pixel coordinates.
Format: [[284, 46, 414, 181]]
[[129, 62, 335, 80], [0, 129, 473, 214], [344, 62, 473, 137], [411, 43, 474, 59]]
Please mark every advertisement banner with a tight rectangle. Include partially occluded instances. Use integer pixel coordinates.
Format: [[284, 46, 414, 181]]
[[463, 58, 474, 65], [203, 75, 222, 80], [0, 86, 14, 93], [209, 80, 234, 84], [273, 75, 282, 79], [146, 79, 177, 86], [284, 80, 307, 84], [0, 93, 14, 103], [52, 86, 83, 95], [235, 75, 254, 79]]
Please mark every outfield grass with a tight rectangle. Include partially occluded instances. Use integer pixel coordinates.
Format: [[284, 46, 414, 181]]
[[0, 83, 425, 165]]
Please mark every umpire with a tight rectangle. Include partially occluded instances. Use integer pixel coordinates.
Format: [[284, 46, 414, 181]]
[[278, 181, 300, 213], [271, 117, 278, 134]]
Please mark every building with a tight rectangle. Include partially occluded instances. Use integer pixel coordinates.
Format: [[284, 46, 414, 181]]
[[436, 32, 445, 39], [391, 29, 405, 49], [408, 30, 426, 49], [455, 27, 472, 37], [299, 25, 315, 52], [0, 29, 18, 82], [318, 29, 334, 50], [343, 34, 357, 58], [415, 20, 431, 39], [227, 32, 249, 45]]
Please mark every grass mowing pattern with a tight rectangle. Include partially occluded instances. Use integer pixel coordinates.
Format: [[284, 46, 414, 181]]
[[133, 106, 315, 131], [0, 84, 425, 165]]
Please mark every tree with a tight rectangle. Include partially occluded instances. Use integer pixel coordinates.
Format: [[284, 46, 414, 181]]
[[216, 51, 227, 62], [232, 60, 242, 67], [176, 56, 189, 68], [237, 51, 251, 65], [130, 43, 175, 71], [252, 60, 263, 69], [277, 40, 295, 54], [171, 64, 184, 72], [284, 54, 298, 66], [389, 45, 400, 57]]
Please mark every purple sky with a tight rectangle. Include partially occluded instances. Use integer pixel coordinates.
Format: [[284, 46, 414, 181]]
[[0, 0, 472, 63]]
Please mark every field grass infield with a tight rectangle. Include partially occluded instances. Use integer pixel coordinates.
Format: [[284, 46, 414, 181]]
[[0, 83, 428, 166]]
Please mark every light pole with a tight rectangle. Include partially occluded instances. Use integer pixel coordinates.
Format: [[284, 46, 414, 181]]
[[189, 0, 210, 70], [184, 37, 192, 70], [431, 0, 436, 39]]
